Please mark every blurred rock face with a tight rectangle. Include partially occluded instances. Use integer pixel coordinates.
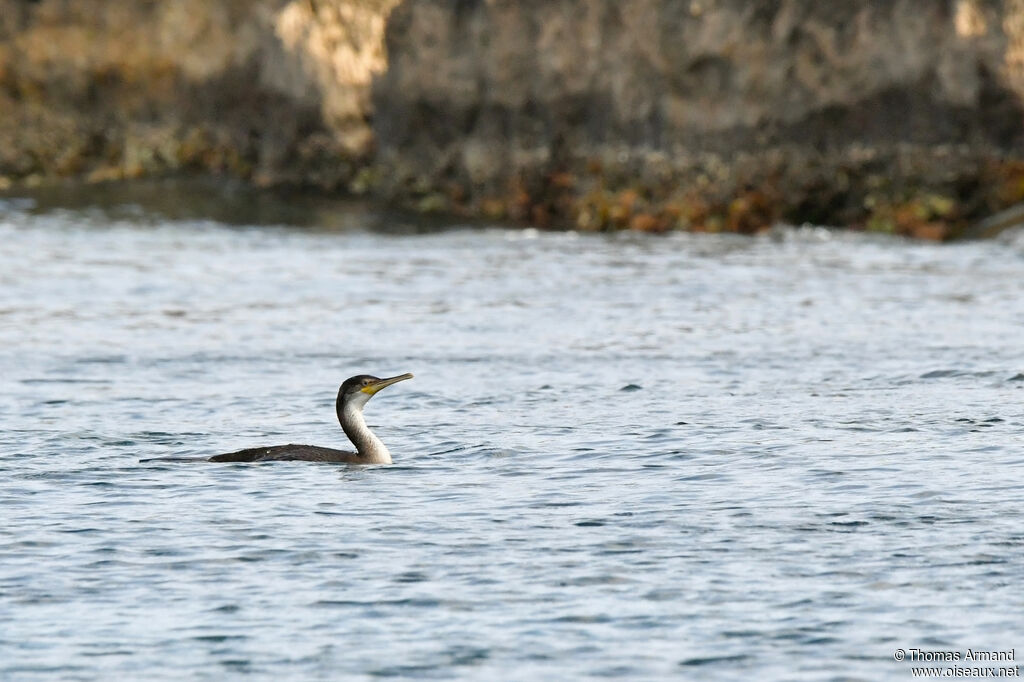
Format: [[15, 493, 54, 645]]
[[0, 0, 397, 188], [373, 0, 1024, 235], [3, 0, 1024, 235]]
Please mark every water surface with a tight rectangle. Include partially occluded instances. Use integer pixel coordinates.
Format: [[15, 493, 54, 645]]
[[2, 191, 1023, 680]]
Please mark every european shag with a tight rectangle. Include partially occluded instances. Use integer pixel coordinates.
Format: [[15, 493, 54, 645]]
[[208, 373, 413, 464]]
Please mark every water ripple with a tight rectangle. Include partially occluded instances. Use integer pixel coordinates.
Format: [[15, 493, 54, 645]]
[[1, 207, 1023, 679]]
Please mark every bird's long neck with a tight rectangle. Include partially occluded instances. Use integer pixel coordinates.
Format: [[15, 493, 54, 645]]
[[336, 394, 392, 464]]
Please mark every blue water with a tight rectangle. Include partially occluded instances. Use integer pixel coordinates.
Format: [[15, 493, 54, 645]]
[[2, 193, 1023, 680]]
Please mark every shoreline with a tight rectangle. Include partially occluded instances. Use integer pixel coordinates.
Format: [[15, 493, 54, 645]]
[[3, 0, 1024, 239]]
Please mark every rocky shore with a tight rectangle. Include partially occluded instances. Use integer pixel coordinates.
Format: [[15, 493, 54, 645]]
[[3, 0, 1024, 238]]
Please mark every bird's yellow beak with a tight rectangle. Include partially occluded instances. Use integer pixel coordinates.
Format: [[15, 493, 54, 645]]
[[361, 373, 414, 395]]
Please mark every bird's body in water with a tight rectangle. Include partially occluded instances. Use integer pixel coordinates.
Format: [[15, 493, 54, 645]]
[[206, 373, 412, 464]]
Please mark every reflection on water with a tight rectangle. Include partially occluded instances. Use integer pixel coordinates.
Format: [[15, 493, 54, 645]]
[[1, 185, 1023, 680]]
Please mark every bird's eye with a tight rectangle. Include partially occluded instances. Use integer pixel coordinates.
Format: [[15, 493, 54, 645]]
[[362, 378, 372, 386]]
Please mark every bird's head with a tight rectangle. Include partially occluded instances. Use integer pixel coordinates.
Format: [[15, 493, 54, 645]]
[[338, 373, 414, 410]]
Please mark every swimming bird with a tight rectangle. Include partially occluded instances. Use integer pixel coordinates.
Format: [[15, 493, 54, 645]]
[[209, 373, 413, 464]]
